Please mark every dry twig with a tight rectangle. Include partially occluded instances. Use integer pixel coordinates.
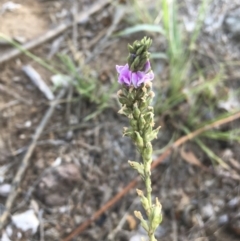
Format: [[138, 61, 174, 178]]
[[62, 111, 240, 241], [0, 84, 31, 105]]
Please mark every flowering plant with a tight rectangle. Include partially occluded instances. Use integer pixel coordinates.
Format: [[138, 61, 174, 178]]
[[116, 37, 162, 241]]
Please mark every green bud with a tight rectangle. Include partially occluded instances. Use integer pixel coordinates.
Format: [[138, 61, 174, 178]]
[[145, 169, 152, 183], [135, 131, 144, 147], [136, 88, 145, 100], [136, 45, 145, 55], [143, 142, 152, 161], [128, 44, 135, 53], [143, 126, 153, 142], [118, 105, 131, 116], [144, 112, 154, 123], [139, 58, 148, 68], [139, 101, 147, 112], [123, 127, 135, 139], [118, 96, 132, 106], [136, 189, 150, 216], [133, 41, 141, 49], [148, 126, 161, 141], [134, 211, 149, 232], [139, 114, 146, 130], [127, 54, 136, 68], [133, 56, 140, 67], [128, 161, 144, 176], [130, 119, 138, 130], [121, 87, 129, 96], [150, 198, 162, 232], [133, 103, 140, 119]]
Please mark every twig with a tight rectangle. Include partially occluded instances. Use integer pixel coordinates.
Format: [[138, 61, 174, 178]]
[[22, 65, 55, 100], [0, 100, 19, 111], [0, 0, 111, 64], [61, 111, 240, 241], [0, 83, 31, 105], [39, 209, 45, 241], [0, 88, 66, 231]]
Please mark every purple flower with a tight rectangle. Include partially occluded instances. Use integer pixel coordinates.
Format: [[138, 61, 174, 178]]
[[116, 60, 154, 88]]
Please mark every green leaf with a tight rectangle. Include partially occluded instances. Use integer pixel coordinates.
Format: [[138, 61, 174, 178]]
[[115, 24, 165, 37]]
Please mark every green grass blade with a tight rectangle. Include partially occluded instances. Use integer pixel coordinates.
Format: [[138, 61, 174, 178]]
[[115, 24, 165, 37]]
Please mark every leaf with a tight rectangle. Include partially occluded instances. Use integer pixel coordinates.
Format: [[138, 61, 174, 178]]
[[115, 24, 165, 36], [180, 147, 204, 168], [126, 215, 137, 230]]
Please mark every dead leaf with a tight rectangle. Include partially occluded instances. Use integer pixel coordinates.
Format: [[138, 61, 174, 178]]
[[180, 147, 205, 168], [126, 215, 137, 230]]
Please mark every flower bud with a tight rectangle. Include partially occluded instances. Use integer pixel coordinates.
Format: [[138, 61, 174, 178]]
[[134, 211, 149, 232], [123, 127, 135, 139], [128, 44, 135, 54], [143, 142, 152, 161], [139, 114, 146, 130], [136, 189, 150, 216], [130, 119, 138, 130], [135, 131, 144, 147], [144, 112, 154, 123], [133, 103, 141, 119], [119, 107, 132, 116], [148, 126, 161, 141], [118, 96, 131, 106], [136, 45, 145, 55], [150, 198, 162, 232], [128, 161, 144, 176]]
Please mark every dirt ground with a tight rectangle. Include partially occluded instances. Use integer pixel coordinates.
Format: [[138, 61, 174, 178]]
[[1, 0, 240, 241]]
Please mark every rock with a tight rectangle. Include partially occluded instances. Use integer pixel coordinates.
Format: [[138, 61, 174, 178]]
[[218, 214, 229, 225], [201, 203, 215, 220], [0, 183, 11, 197], [228, 197, 239, 209], [130, 233, 148, 241], [12, 210, 39, 234]]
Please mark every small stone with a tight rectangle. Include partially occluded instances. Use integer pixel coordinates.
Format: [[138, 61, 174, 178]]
[[130, 233, 148, 241], [12, 210, 39, 234], [201, 203, 215, 220], [228, 197, 239, 208], [218, 214, 229, 225], [65, 130, 73, 141], [0, 184, 11, 197], [24, 121, 32, 128]]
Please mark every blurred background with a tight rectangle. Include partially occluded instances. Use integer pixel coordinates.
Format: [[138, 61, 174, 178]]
[[1, 0, 240, 240]]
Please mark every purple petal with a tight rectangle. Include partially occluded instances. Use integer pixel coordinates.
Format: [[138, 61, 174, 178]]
[[131, 72, 139, 88], [143, 71, 154, 82], [143, 60, 151, 73], [116, 65, 125, 73]]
